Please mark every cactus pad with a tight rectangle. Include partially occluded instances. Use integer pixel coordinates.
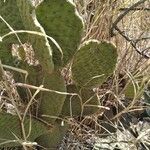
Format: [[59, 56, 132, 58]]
[[38, 71, 66, 123], [124, 83, 135, 98], [124, 80, 144, 99], [16, 0, 54, 73], [35, 120, 68, 149], [36, 0, 83, 67], [61, 84, 99, 117], [0, 0, 25, 65], [61, 84, 81, 116], [72, 40, 117, 88], [0, 113, 48, 147]]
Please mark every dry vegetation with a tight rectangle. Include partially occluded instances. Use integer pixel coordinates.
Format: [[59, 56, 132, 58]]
[[60, 0, 150, 149], [0, 0, 150, 149]]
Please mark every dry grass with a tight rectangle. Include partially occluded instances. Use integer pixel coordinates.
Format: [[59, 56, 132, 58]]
[[62, 0, 150, 149]]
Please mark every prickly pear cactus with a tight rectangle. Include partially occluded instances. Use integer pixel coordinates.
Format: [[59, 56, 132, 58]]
[[124, 78, 145, 99], [35, 119, 68, 149], [0, 0, 25, 65], [72, 40, 117, 88], [0, 0, 118, 149], [36, 0, 83, 67], [0, 113, 48, 147], [16, 0, 54, 74], [61, 84, 99, 117], [38, 71, 66, 123], [61, 84, 81, 116], [124, 82, 136, 98]]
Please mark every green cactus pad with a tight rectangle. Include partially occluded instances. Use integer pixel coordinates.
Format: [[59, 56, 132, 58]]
[[35, 119, 68, 149], [61, 84, 99, 117], [124, 81, 144, 99], [61, 84, 81, 116], [81, 86, 99, 115], [0, 0, 37, 84], [16, 0, 54, 73], [0, 0, 25, 65], [124, 83, 135, 98], [0, 113, 48, 147], [38, 71, 66, 124], [72, 40, 117, 88], [36, 0, 83, 67]]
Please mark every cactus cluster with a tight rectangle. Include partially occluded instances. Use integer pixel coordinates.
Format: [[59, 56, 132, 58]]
[[0, 0, 118, 149]]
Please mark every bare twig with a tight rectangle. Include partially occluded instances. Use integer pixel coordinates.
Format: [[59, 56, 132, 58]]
[[114, 26, 150, 59], [110, 0, 150, 59], [110, 0, 147, 37], [119, 7, 150, 11]]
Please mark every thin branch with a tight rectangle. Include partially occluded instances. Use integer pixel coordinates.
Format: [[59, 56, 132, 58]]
[[119, 7, 150, 11], [114, 26, 150, 59], [110, 0, 150, 59], [15, 82, 77, 96], [134, 37, 150, 43], [110, 0, 147, 37]]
